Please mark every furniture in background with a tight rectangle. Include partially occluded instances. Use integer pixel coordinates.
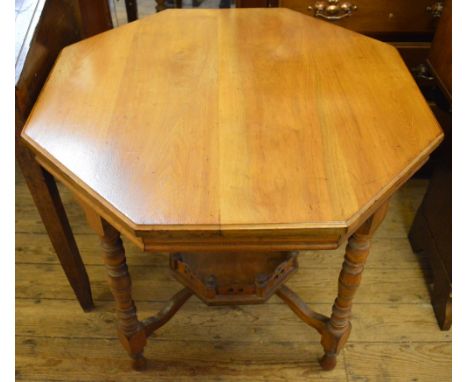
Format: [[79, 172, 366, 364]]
[[409, 0, 451, 330], [123, 0, 184, 16], [15, 0, 113, 312], [123, 0, 183, 17], [21, 9, 443, 370], [426, 0, 451, 101]]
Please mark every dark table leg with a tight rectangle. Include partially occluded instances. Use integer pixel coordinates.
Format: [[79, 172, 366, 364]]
[[16, 143, 94, 312], [124, 0, 138, 22]]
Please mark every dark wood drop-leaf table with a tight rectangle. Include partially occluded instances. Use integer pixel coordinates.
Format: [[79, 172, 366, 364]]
[[22, 9, 443, 371]]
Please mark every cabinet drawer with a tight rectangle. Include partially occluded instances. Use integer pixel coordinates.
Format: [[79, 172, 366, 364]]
[[278, 0, 443, 40]]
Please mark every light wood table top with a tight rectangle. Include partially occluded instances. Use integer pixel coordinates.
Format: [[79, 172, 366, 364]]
[[20, 9, 446, 370], [22, 8, 442, 247]]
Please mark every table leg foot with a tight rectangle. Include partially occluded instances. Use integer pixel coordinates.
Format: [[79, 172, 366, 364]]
[[319, 352, 337, 371], [274, 284, 346, 371], [131, 353, 147, 370], [319, 322, 351, 371]]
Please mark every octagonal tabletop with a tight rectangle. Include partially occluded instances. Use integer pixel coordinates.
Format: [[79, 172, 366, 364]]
[[22, 9, 442, 246]]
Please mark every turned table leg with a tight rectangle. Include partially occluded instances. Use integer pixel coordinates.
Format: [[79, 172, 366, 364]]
[[100, 220, 147, 370], [319, 232, 370, 370], [320, 202, 389, 370], [97, 202, 389, 371]]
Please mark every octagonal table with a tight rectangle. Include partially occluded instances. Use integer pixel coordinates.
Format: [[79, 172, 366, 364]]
[[22, 8, 443, 371]]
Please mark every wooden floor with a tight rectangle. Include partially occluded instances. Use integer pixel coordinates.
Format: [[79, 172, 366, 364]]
[[15, 167, 451, 381]]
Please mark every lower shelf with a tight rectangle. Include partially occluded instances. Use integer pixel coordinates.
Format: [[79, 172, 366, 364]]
[[169, 251, 299, 305]]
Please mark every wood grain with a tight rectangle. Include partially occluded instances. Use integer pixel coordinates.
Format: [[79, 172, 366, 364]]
[[344, 342, 451, 381], [17, 335, 450, 382], [15, 262, 435, 304], [15, 336, 349, 381], [16, 299, 450, 346], [21, 9, 443, 248]]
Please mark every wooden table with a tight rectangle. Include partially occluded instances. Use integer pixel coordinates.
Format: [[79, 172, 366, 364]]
[[21, 8, 443, 371]]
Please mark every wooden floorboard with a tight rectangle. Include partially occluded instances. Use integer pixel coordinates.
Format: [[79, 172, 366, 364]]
[[15, 166, 451, 381], [16, 262, 435, 304]]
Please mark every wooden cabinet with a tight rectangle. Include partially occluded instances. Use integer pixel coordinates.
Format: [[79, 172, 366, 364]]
[[409, 0, 451, 331], [277, 0, 441, 41]]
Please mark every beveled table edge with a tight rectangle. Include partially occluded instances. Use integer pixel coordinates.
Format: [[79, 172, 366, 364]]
[[21, 127, 443, 253]]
